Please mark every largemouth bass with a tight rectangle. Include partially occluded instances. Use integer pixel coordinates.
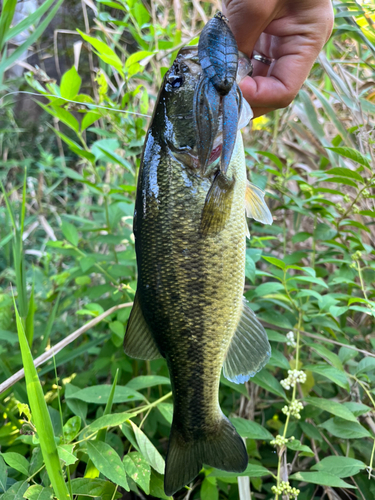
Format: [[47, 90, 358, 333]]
[[124, 46, 272, 496]]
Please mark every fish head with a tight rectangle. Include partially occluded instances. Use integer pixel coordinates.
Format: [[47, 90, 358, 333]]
[[154, 47, 252, 171]]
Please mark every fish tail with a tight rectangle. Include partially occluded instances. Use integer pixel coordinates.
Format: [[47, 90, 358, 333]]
[[164, 415, 248, 496]]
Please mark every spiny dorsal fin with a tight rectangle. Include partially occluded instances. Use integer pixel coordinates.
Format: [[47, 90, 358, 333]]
[[223, 298, 271, 384], [124, 293, 162, 360], [245, 180, 273, 225]]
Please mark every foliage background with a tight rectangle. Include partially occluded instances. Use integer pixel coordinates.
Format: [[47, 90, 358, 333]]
[[0, 0, 375, 499]]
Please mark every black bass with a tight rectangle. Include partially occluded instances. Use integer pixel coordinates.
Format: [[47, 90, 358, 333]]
[[124, 46, 272, 496]]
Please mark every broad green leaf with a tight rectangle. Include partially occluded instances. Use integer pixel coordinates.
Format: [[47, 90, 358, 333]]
[[286, 440, 314, 457], [201, 477, 218, 500], [1, 480, 29, 499], [67, 385, 144, 404], [126, 376, 171, 391], [355, 357, 375, 375], [326, 147, 371, 169], [125, 50, 154, 69], [311, 456, 366, 478], [109, 321, 124, 339], [268, 349, 290, 370], [1, 452, 29, 476], [81, 112, 101, 131], [23, 485, 54, 500], [320, 417, 371, 439], [308, 343, 343, 370], [326, 167, 364, 182], [63, 416, 81, 443], [57, 444, 77, 466], [38, 99, 79, 133], [0, 455, 7, 492], [289, 471, 356, 488], [61, 221, 79, 246], [149, 471, 172, 500], [70, 478, 117, 499], [134, 2, 150, 25], [231, 417, 274, 440], [343, 402, 371, 417], [304, 397, 357, 422], [209, 463, 272, 482], [97, 146, 134, 174], [82, 412, 136, 435], [60, 66, 81, 100], [157, 403, 173, 424], [252, 369, 286, 399], [77, 29, 124, 76], [123, 451, 151, 494], [86, 441, 129, 491], [262, 256, 286, 269], [303, 364, 349, 391], [130, 421, 165, 474], [289, 275, 328, 288], [255, 282, 284, 296]]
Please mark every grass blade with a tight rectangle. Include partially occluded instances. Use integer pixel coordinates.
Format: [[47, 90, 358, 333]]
[[0, 0, 17, 52], [13, 296, 70, 499]]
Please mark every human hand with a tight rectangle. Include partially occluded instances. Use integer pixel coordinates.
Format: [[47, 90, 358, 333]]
[[223, 0, 334, 118]]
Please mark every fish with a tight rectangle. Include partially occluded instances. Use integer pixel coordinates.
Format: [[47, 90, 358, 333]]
[[124, 40, 273, 496]]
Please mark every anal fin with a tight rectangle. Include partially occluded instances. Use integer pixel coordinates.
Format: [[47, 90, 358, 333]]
[[124, 293, 162, 360], [245, 180, 273, 225], [223, 298, 271, 384]]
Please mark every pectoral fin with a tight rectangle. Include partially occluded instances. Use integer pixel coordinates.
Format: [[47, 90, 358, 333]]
[[223, 298, 271, 384], [245, 181, 273, 225], [200, 171, 234, 236], [124, 293, 162, 360]]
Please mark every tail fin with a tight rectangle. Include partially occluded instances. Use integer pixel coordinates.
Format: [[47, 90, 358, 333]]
[[164, 416, 247, 496]]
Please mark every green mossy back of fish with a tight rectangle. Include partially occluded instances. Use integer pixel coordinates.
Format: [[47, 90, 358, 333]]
[[124, 48, 271, 496]]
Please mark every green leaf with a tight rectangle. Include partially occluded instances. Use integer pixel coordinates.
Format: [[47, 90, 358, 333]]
[[63, 416, 81, 442], [60, 66, 81, 100], [303, 364, 349, 391], [77, 29, 124, 76], [123, 451, 151, 494], [0, 455, 7, 492], [1, 480, 29, 499], [343, 402, 371, 417], [289, 471, 356, 489], [0, 0, 17, 52], [82, 412, 136, 435], [326, 167, 364, 182], [134, 2, 150, 26], [23, 485, 54, 500], [311, 456, 366, 478], [97, 146, 134, 175], [129, 421, 165, 474], [57, 444, 77, 466], [61, 221, 79, 246], [289, 275, 328, 288], [1, 452, 29, 476], [109, 321, 125, 339], [81, 111, 101, 131], [209, 463, 272, 481], [38, 102, 79, 132], [231, 417, 274, 440], [71, 478, 117, 499], [86, 441, 129, 491], [326, 147, 371, 169], [66, 385, 145, 404], [157, 403, 173, 424], [126, 376, 171, 391], [286, 440, 314, 457], [255, 282, 284, 296], [304, 396, 357, 422], [319, 417, 371, 439], [355, 357, 375, 375], [308, 343, 343, 370], [262, 256, 286, 269], [201, 477, 218, 500], [252, 369, 286, 399]]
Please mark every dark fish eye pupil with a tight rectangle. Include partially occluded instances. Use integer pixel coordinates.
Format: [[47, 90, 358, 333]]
[[171, 77, 183, 88]]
